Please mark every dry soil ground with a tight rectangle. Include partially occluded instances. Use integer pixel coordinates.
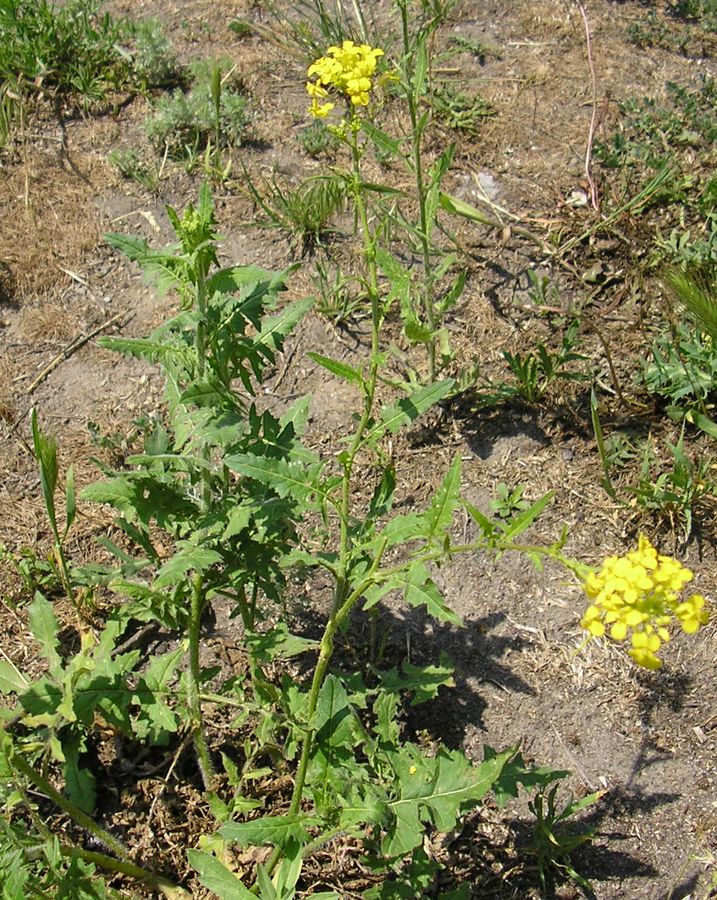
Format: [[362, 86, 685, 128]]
[[1, 1, 717, 898]]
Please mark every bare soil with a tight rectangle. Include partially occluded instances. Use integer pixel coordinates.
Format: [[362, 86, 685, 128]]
[[1, 1, 716, 897]]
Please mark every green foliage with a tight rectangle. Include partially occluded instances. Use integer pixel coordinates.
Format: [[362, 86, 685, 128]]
[[245, 171, 347, 252], [528, 779, 602, 895], [433, 86, 494, 135], [6, 18, 602, 880], [0, 824, 113, 899], [592, 390, 716, 541], [630, 432, 716, 542], [656, 217, 717, 267], [96, 187, 309, 629], [145, 59, 248, 162], [0, 542, 61, 603], [297, 120, 340, 158], [0, 81, 20, 148], [6, 594, 174, 812], [475, 319, 588, 407], [311, 259, 365, 323], [666, 265, 717, 341], [627, 10, 691, 53], [241, 0, 373, 61], [596, 77, 717, 174], [490, 482, 531, 519], [0, 1, 179, 146], [108, 147, 161, 192], [670, 0, 717, 30], [642, 321, 717, 413], [449, 34, 501, 64], [0, 0, 133, 103], [131, 17, 182, 89], [4, 0, 709, 889], [30, 408, 78, 606]]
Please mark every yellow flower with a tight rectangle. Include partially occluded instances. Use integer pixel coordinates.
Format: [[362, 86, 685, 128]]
[[306, 40, 384, 116], [309, 98, 335, 119], [579, 537, 709, 669], [675, 594, 709, 634]]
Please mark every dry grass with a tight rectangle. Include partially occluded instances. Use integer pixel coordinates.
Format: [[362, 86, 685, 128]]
[[0, 147, 107, 303]]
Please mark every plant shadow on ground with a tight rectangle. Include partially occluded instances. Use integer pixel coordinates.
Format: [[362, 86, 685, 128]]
[[454, 403, 552, 460], [299, 587, 696, 897], [531, 669, 695, 897]]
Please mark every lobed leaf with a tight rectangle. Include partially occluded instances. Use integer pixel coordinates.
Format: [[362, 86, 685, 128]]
[[254, 298, 313, 358], [221, 814, 317, 848], [367, 379, 455, 444], [396, 562, 462, 625], [383, 746, 514, 857], [421, 454, 461, 541], [378, 654, 455, 706], [154, 546, 222, 589], [224, 453, 327, 507], [27, 593, 62, 675]]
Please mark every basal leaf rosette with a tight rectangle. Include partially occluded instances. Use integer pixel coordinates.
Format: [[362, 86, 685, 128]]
[[580, 535, 709, 669], [306, 40, 384, 118]]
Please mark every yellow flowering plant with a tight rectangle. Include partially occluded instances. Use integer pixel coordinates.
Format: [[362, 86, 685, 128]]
[[580, 535, 709, 669], [306, 39, 384, 117]]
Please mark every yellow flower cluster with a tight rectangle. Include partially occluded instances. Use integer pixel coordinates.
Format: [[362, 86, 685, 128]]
[[580, 536, 709, 669], [306, 40, 384, 117]]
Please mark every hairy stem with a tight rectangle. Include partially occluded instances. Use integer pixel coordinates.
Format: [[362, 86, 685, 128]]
[[5, 733, 129, 863]]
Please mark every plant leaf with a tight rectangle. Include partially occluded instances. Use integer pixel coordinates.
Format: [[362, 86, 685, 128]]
[[499, 490, 554, 540], [31, 409, 58, 533], [422, 455, 461, 541], [379, 654, 455, 706], [396, 562, 462, 625], [0, 659, 29, 695], [246, 623, 319, 663], [224, 453, 327, 506], [367, 380, 455, 444], [307, 353, 363, 387], [154, 546, 222, 589], [383, 746, 514, 856], [221, 814, 317, 848], [187, 850, 254, 899], [255, 298, 313, 359], [362, 121, 402, 158], [438, 192, 496, 226], [64, 465, 76, 534], [27, 593, 62, 675], [63, 732, 96, 813]]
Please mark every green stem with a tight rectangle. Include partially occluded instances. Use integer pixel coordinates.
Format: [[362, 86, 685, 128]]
[[56, 844, 191, 898], [399, 0, 438, 381], [2, 740, 131, 862], [53, 540, 76, 612], [261, 118, 384, 886], [233, 583, 254, 632], [187, 254, 216, 789], [188, 573, 215, 790]]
